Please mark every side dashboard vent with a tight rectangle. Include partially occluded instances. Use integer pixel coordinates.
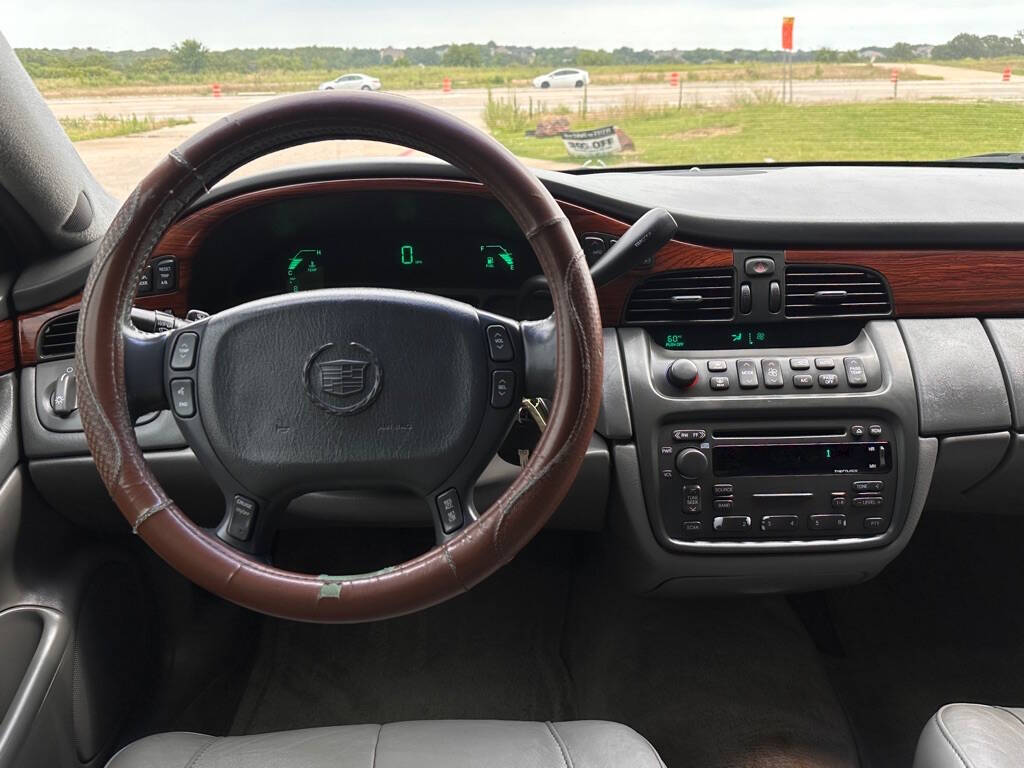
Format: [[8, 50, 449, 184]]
[[39, 310, 79, 359], [785, 266, 892, 318], [624, 269, 735, 324]]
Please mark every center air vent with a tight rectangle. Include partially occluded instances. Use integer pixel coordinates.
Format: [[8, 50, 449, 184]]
[[624, 269, 735, 324], [785, 266, 892, 318], [39, 310, 79, 359]]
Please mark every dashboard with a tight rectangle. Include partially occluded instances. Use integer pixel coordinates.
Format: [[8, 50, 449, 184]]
[[12, 160, 1024, 598]]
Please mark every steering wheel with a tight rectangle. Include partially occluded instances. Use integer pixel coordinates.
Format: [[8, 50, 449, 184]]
[[74, 91, 603, 623]]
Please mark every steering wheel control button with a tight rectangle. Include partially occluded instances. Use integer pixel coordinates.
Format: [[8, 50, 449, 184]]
[[707, 360, 728, 372], [490, 370, 516, 408], [675, 448, 708, 479], [667, 359, 699, 388], [672, 428, 706, 442], [154, 257, 177, 292], [170, 379, 196, 418], [137, 265, 153, 294], [818, 373, 840, 388], [436, 489, 463, 534], [761, 359, 784, 388], [789, 357, 811, 370], [713, 515, 751, 532], [793, 374, 814, 388], [683, 485, 702, 514], [844, 356, 868, 387], [853, 480, 884, 493], [762, 515, 799, 532], [485, 324, 514, 362], [863, 517, 886, 532], [709, 376, 730, 391], [744, 257, 775, 277], [814, 357, 836, 370], [170, 332, 199, 370], [227, 495, 258, 541], [736, 359, 759, 389]]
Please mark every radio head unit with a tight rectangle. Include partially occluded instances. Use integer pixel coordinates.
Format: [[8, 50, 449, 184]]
[[656, 421, 896, 545]]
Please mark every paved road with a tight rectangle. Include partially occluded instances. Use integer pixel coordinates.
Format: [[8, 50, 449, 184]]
[[48, 73, 1024, 198]]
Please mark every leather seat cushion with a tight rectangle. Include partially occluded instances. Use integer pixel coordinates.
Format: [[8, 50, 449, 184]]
[[915, 703, 1024, 768], [107, 720, 666, 768]]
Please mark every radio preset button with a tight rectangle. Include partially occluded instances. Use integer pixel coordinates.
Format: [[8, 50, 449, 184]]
[[790, 357, 811, 370], [707, 360, 728, 372], [761, 359, 784, 388], [793, 374, 814, 388], [736, 359, 759, 389], [818, 373, 840, 388], [762, 515, 799, 532], [809, 514, 847, 531], [713, 515, 751, 532], [709, 376, 730, 391], [814, 357, 836, 370]]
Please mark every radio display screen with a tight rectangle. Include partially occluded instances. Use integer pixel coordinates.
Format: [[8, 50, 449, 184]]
[[713, 441, 890, 477]]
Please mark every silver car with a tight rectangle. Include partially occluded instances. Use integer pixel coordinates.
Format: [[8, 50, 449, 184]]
[[318, 73, 381, 91]]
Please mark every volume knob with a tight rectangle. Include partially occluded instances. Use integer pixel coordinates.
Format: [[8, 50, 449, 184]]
[[675, 448, 708, 479], [667, 359, 699, 388]]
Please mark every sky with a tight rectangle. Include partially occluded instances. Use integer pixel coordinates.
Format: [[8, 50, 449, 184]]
[[3, 0, 1020, 52]]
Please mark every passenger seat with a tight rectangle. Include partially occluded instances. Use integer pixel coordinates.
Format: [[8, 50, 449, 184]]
[[915, 704, 1024, 767]]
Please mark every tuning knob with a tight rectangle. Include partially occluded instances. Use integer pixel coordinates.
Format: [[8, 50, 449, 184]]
[[667, 359, 699, 389], [675, 448, 708, 479]]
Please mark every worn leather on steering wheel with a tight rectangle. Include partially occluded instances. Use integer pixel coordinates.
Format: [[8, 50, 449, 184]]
[[74, 91, 603, 622]]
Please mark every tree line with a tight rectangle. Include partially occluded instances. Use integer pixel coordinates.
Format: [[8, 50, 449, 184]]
[[16, 30, 1024, 78]]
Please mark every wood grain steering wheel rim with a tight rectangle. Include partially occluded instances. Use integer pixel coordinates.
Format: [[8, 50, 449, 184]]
[[74, 91, 603, 623]]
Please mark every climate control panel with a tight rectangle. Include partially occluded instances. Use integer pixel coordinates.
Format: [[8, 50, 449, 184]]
[[656, 420, 896, 543]]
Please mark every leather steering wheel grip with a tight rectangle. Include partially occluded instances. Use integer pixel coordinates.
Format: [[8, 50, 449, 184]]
[[74, 91, 604, 622]]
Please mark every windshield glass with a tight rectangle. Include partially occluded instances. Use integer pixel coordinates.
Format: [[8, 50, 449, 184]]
[[7, 2, 1024, 196]]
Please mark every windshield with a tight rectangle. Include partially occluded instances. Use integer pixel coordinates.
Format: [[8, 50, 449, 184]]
[[6, 3, 1024, 196]]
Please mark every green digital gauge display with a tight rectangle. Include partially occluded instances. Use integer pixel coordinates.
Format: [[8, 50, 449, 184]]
[[655, 323, 863, 350], [286, 248, 324, 293]]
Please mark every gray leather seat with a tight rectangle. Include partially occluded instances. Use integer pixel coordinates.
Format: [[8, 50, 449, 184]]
[[915, 704, 1024, 767], [107, 720, 666, 768]]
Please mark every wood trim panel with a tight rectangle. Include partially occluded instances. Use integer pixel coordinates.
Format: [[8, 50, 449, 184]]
[[787, 249, 1024, 317], [0, 320, 16, 374]]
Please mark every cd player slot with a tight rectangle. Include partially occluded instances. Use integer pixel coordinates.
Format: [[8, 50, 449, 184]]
[[711, 427, 847, 439]]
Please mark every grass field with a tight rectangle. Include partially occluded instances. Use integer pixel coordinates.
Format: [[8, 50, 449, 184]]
[[32, 62, 932, 98], [486, 98, 1024, 166], [58, 114, 193, 141], [935, 58, 1024, 76]]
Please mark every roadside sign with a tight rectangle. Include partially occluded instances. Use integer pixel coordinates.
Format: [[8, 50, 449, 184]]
[[560, 126, 622, 158], [782, 17, 794, 51]]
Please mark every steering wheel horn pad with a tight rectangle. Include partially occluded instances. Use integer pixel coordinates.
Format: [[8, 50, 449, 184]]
[[75, 91, 603, 623]]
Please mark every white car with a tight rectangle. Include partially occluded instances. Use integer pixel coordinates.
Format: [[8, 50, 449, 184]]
[[318, 73, 381, 91], [532, 68, 589, 89]]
